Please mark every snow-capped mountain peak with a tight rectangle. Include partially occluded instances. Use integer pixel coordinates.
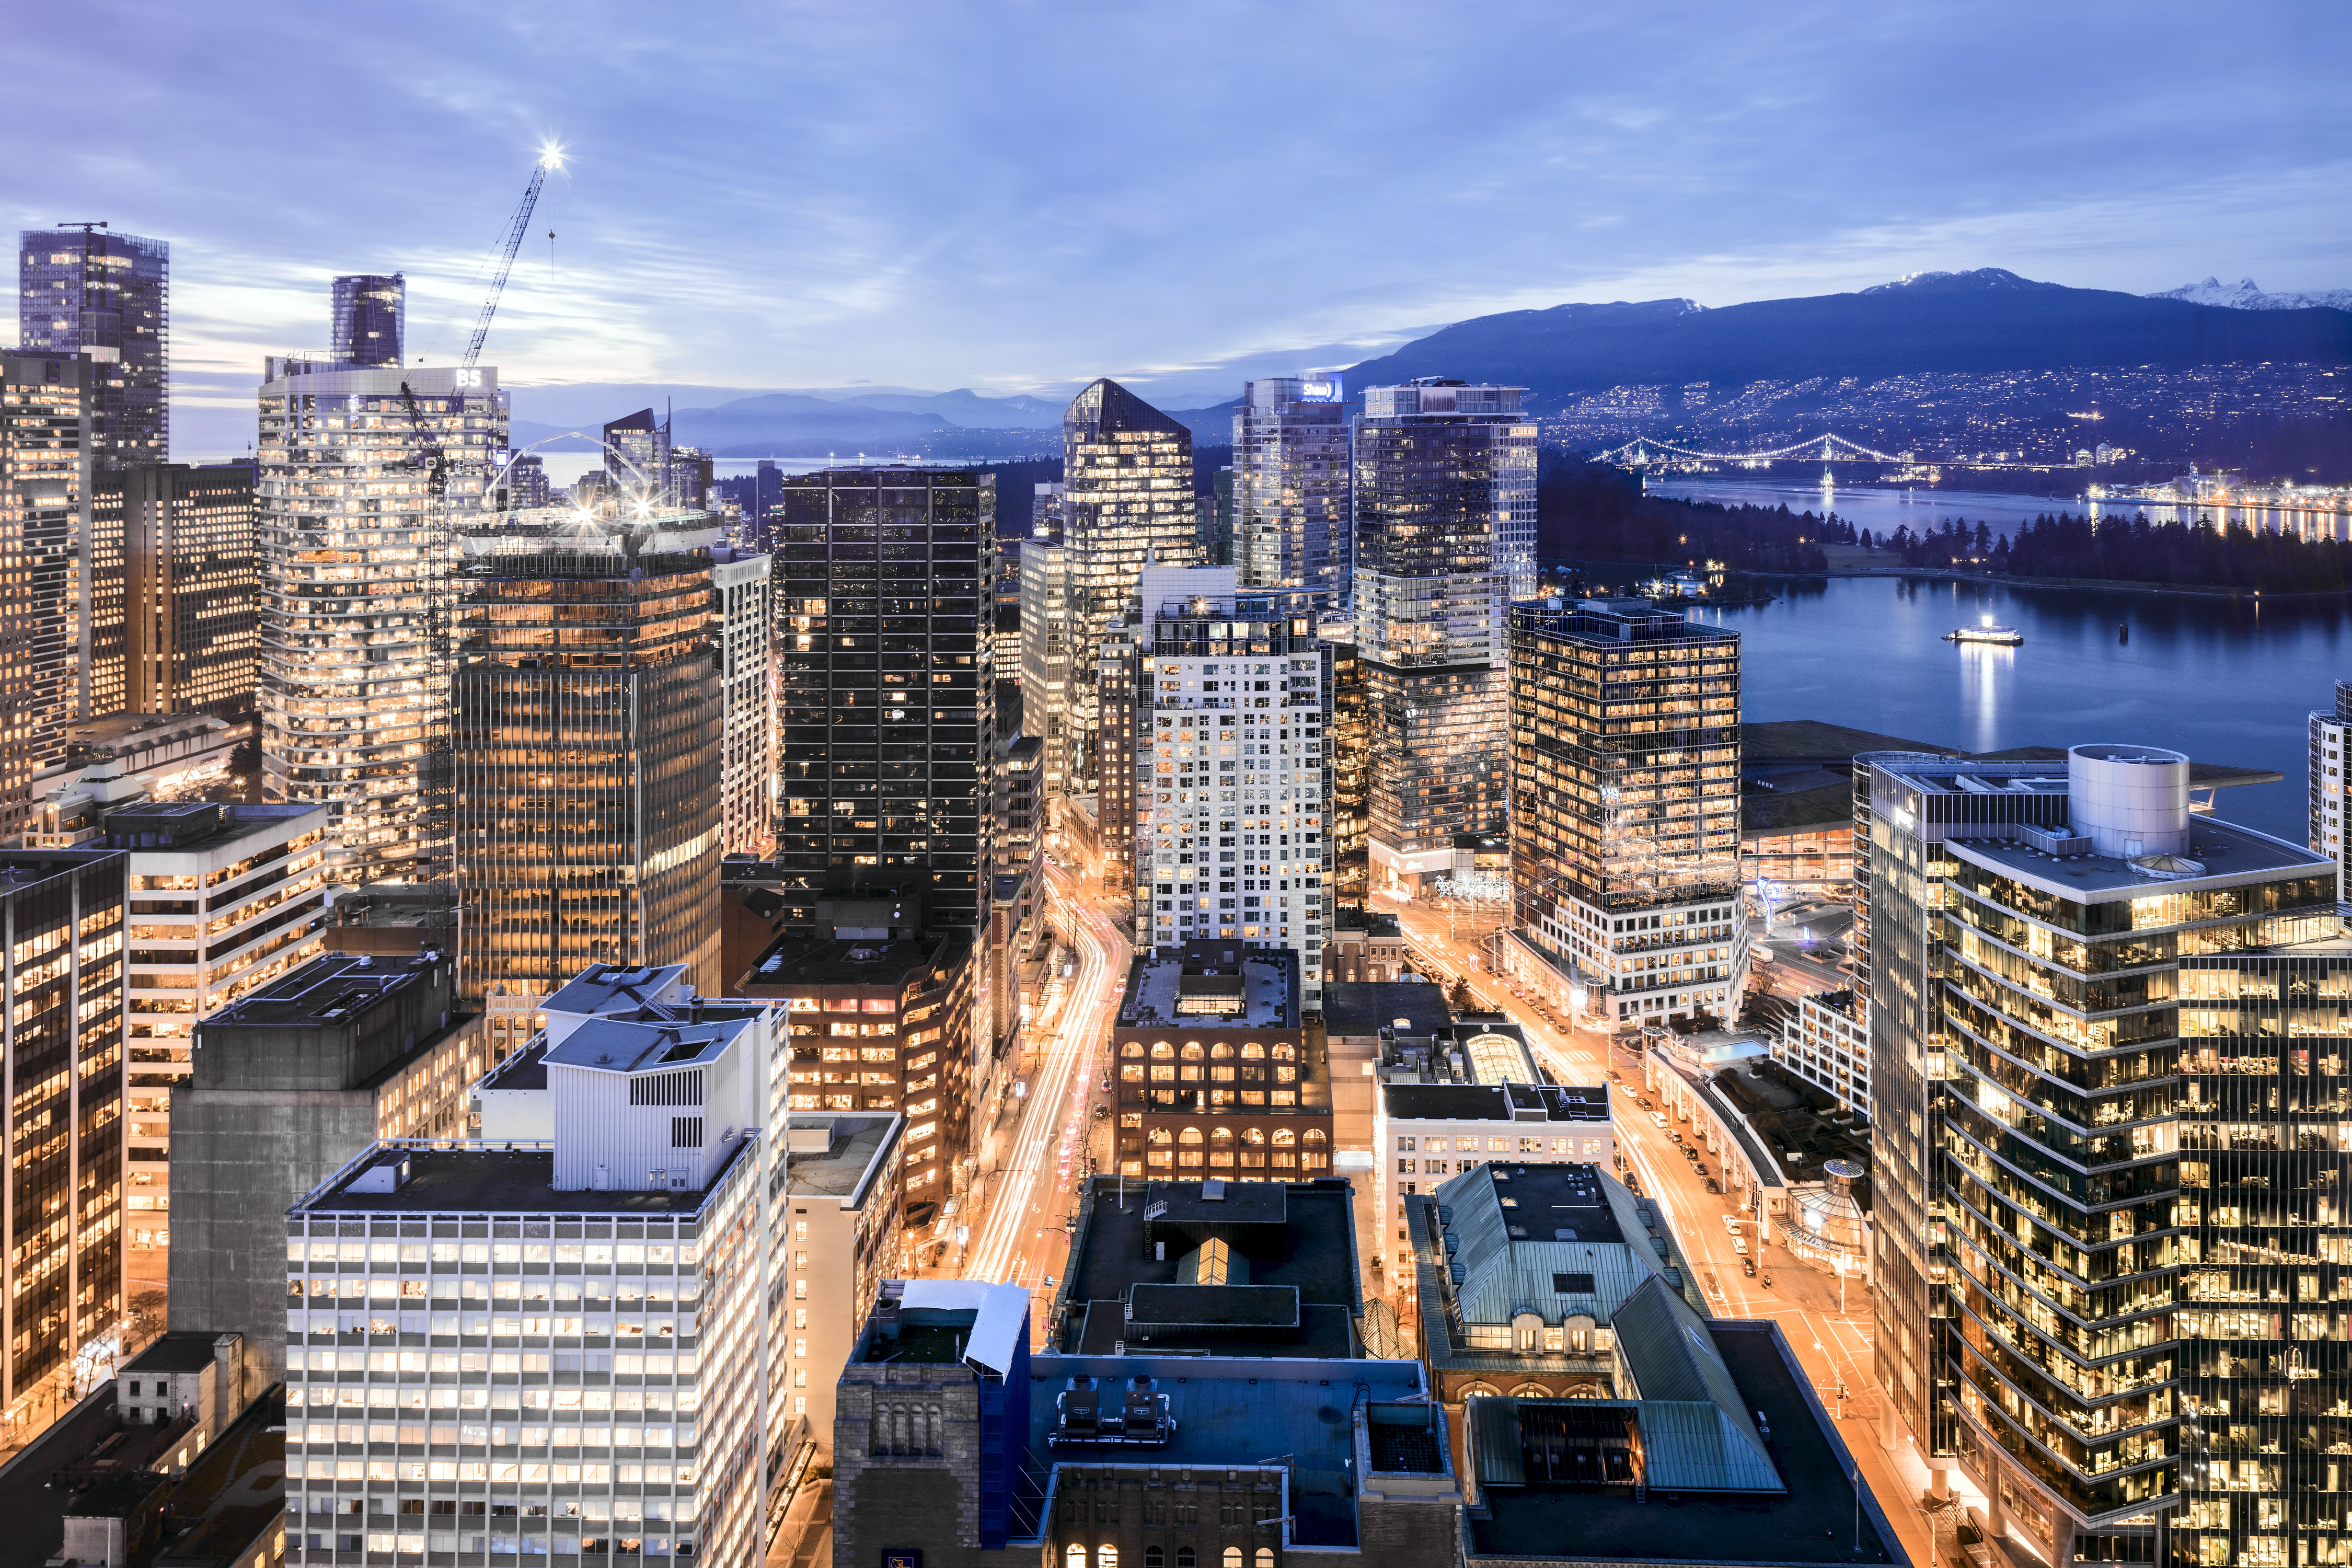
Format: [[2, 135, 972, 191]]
[[2148, 276, 2352, 311]]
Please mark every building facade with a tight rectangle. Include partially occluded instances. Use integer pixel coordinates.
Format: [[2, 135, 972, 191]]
[[2309, 679, 2352, 918], [1352, 381, 1532, 887], [174, 949, 486, 1376], [771, 468, 995, 941], [1508, 599, 1747, 1028], [330, 275, 406, 368], [97, 462, 259, 719], [453, 516, 723, 1002], [1059, 379, 1198, 792], [18, 226, 168, 469], [0, 350, 96, 832], [256, 363, 509, 882], [1109, 942, 1329, 1180], [1235, 376, 1350, 597], [1122, 575, 1334, 995], [0, 847, 128, 1417], [1019, 540, 1073, 799], [711, 546, 775, 858], [1863, 744, 2350, 1568], [774, 1115, 905, 1457]]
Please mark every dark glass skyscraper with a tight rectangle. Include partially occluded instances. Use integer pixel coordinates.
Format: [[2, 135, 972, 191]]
[[330, 273, 406, 367], [17, 226, 168, 468], [94, 463, 258, 719], [453, 516, 722, 1000], [771, 468, 995, 937]]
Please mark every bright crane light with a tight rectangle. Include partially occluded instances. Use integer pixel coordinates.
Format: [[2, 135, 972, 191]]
[[538, 141, 567, 171]]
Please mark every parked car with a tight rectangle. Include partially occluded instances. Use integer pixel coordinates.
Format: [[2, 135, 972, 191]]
[[1650, 1111, 1668, 1128], [1732, 1236, 1750, 1256], [1704, 1179, 1722, 1194], [1742, 1258, 1757, 1277]]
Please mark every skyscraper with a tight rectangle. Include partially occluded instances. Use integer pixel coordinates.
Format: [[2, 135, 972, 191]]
[[1019, 539, 1073, 798], [1235, 375, 1350, 597], [96, 463, 258, 718], [256, 363, 508, 882], [1119, 569, 1334, 999], [1507, 598, 1746, 1027], [2309, 679, 2352, 918], [328, 273, 405, 367], [605, 407, 665, 494], [770, 467, 995, 938], [712, 543, 775, 857], [1059, 379, 1197, 790], [17, 225, 168, 468], [1352, 379, 1533, 887], [0, 350, 95, 831], [452, 514, 723, 1000], [1861, 744, 2349, 1568]]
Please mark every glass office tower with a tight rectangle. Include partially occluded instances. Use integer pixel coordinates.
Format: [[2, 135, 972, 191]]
[[1861, 745, 2349, 1568], [1235, 376, 1350, 598], [0, 350, 95, 830], [18, 226, 168, 468], [329, 273, 405, 367], [256, 363, 508, 882], [1352, 379, 1534, 887], [1507, 599, 1746, 1027], [771, 468, 995, 938], [1060, 379, 1197, 791], [453, 516, 723, 999], [96, 463, 258, 718]]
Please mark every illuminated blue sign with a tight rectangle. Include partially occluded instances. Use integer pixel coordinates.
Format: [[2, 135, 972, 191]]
[[1298, 375, 1343, 403]]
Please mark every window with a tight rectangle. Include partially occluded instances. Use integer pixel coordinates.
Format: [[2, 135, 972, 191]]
[[1256, 1553, 1273, 1568], [1069, 1549, 1087, 1568], [1177, 1552, 1195, 1568], [1223, 1552, 1242, 1568], [1099, 1549, 1119, 1568], [1146, 1552, 1163, 1568]]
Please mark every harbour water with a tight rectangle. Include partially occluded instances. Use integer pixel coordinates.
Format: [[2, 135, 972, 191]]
[[1705, 575, 2349, 843]]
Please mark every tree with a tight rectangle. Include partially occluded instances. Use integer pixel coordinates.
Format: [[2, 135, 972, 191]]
[[127, 1289, 167, 1346]]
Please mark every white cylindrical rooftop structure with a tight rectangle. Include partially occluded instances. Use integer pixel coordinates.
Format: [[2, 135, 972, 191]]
[[2068, 744, 2190, 858]]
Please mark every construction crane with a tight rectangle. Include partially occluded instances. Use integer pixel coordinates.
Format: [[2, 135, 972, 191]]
[[462, 145, 562, 370]]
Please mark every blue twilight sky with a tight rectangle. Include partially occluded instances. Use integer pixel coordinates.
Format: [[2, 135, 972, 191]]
[[7, 0, 2348, 439]]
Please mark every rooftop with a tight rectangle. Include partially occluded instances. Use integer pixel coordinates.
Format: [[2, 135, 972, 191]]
[[1321, 980, 1450, 1040], [294, 1142, 752, 1218], [120, 1331, 230, 1375], [201, 950, 445, 1031], [1385, 1083, 1610, 1124], [1674, 1058, 1872, 1196], [1051, 1177, 1362, 1357], [783, 1113, 901, 1203], [1465, 1324, 1902, 1565], [1118, 942, 1295, 1032], [147, 1389, 288, 1568], [740, 932, 956, 992], [543, 963, 691, 1018], [543, 1014, 749, 1074], [1945, 815, 2328, 901]]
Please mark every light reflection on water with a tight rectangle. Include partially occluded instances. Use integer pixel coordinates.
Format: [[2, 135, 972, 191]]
[[1646, 477, 2352, 544], [1701, 575, 2352, 843]]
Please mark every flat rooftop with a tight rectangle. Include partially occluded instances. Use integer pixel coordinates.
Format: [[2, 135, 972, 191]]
[[202, 951, 441, 1031], [121, 1331, 229, 1375], [543, 1014, 748, 1073], [741, 933, 947, 991], [1466, 1325, 1902, 1565], [1321, 980, 1450, 1039], [783, 1114, 900, 1202], [479, 1037, 549, 1092], [1456, 1161, 1628, 1247], [1383, 1083, 1609, 1124], [1053, 1177, 1360, 1357], [1946, 815, 2327, 901], [1119, 944, 1295, 1031], [294, 1143, 750, 1218], [1022, 1354, 1429, 1550]]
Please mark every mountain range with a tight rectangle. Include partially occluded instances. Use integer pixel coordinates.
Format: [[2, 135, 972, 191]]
[[2147, 276, 2352, 312]]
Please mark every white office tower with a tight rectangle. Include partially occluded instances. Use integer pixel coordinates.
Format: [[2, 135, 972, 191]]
[[287, 967, 783, 1568], [1234, 376, 1350, 598], [2311, 678, 2352, 919], [257, 362, 508, 882], [711, 546, 775, 857], [1123, 564, 1334, 1001]]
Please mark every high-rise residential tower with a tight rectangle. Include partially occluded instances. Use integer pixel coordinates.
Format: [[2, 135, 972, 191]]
[[1352, 379, 1534, 886], [1117, 567, 1334, 1000], [1861, 744, 2350, 1568], [770, 467, 995, 939], [1507, 598, 1746, 1027], [605, 407, 664, 495], [96, 463, 258, 718], [452, 514, 723, 1000], [328, 273, 405, 367], [1059, 379, 1197, 790], [1019, 539, 1073, 798], [2309, 679, 2352, 918], [1235, 375, 1350, 598], [256, 362, 509, 882], [17, 225, 168, 468], [0, 350, 95, 829]]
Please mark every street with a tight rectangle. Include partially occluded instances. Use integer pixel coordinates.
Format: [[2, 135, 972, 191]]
[[1372, 891, 1938, 1566]]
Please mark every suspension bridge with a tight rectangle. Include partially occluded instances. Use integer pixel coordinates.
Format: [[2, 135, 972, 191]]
[[1594, 432, 1912, 467]]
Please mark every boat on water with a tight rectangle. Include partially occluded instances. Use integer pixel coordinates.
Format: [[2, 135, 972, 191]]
[[1946, 616, 2024, 647]]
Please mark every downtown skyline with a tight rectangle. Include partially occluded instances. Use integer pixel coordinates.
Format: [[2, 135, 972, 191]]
[[4, 0, 2348, 459]]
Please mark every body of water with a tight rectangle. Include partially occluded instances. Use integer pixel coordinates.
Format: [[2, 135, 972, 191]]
[[1706, 575, 2350, 844], [531, 453, 860, 488], [1646, 475, 2352, 544]]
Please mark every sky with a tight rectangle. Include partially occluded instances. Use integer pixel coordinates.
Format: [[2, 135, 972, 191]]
[[8, 0, 2349, 456]]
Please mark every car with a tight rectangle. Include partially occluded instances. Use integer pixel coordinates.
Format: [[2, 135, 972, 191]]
[[1692, 1164, 1708, 1178], [1732, 1237, 1750, 1256], [1721, 1214, 1740, 1234], [1704, 1179, 1722, 1194], [1649, 1111, 1668, 1128], [1742, 1258, 1757, 1277]]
